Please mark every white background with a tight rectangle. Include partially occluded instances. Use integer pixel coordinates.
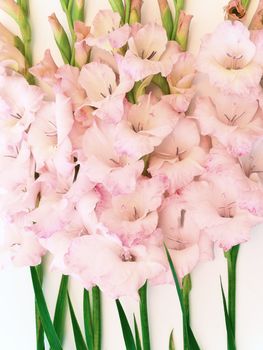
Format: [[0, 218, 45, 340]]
[[0, 0, 263, 349]]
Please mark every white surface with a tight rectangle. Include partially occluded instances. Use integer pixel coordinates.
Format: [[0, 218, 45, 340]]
[[0, 0, 263, 349]]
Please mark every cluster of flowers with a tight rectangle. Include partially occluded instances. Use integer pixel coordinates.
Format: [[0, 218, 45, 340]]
[[0, 8, 263, 299]]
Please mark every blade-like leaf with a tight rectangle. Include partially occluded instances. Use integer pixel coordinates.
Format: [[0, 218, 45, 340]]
[[139, 282, 151, 350], [169, 330, 175, 350], [67, 293, 88, 350], [53, 275, 69, 344], [133, 315, 142, 350], [116, 299, 137, 350], [30, 266, 63, 350], [83, 289, 93, 350], [35, 264, 44, 350], [92, 286, 101, 350], [164, 245, 200, 350], [220, 278, 236, 350]]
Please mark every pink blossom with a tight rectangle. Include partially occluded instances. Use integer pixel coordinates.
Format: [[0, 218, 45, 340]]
[[159, 195, 213, 278], [122, 23, 180, 81], [81, 119, 144, 194], [194, 93, 263, 156], [28, 94, 75, 176], [162, 52, 196, 112], [65, 234, 166, 298], [0, 221, 45, 268], [86, 10, 130, 51], [197, 21, 263, 95], [0, 72, 43, 147], [182, 178, 262, 251], [98, 176, 168, 246], [78, 62, 133, 123], [149, 117, 206, 193], [114, 95, 174, 159]]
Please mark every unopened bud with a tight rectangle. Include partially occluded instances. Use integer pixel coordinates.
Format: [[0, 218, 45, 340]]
[[225, 0, 246, 21], [157, 0, 173, 39], [48, 13, 72, 64], [176, 11, 193, 51], [129, 0, 143, 24]]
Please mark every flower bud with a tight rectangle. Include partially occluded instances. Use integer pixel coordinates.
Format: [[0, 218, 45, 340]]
[[225, 0, 246, 21], [157, 0, 173, 39], [72, 0, 85, 23], [176, 11, 193, 51], [129, 0, 143, 24], [74, 21, 91, 67], [249, 0, 263, 30], [0, 23, 16, 45], [48, 13, 72, 64], [0, 0, 21, 21]]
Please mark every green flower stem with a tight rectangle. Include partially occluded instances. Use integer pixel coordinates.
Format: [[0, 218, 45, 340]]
[[139, 282, 151, 350], [35, 263, 45, 350], [92, 286, 102, 350], [225, 244, 240, 338]]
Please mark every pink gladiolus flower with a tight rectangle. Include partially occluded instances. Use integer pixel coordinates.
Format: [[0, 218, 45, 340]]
[[97, 176, 168, 246], [182, 178, 262, 251], [194, 92, 263, 156], [0, 71, 43, 147], [149, 116, 206, 193], [197, 21, 263, 95], [86, 10, 130, 51], [0, 221, 45, 268], [162, 52, 196, 112], [79, 61, 133, 123], [82, 119, 144, 194], [114, 95, 174, 159], [159, 195, 213, 278], [65, 234, 166, 298], [122, 23, 181, 81], [28, 94, 75, 176]]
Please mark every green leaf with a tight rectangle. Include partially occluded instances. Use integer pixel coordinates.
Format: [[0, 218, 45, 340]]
[[67, 292, 88, 350], [125, 0, 131, 23], [139, 282, 151, 350], [133, 315, 142, 350], [116, 299, 137, 350], [53, 275, 69, 344], [169, 330, 176, 350], [164, 245, 200, 350], [92, 286, 102, 350], [220, 278, 236, 350], [30, 266, 63, 350], [83, 289, 94, 350], [35, 264, 45, 350], [108, 0, 125, 22]]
